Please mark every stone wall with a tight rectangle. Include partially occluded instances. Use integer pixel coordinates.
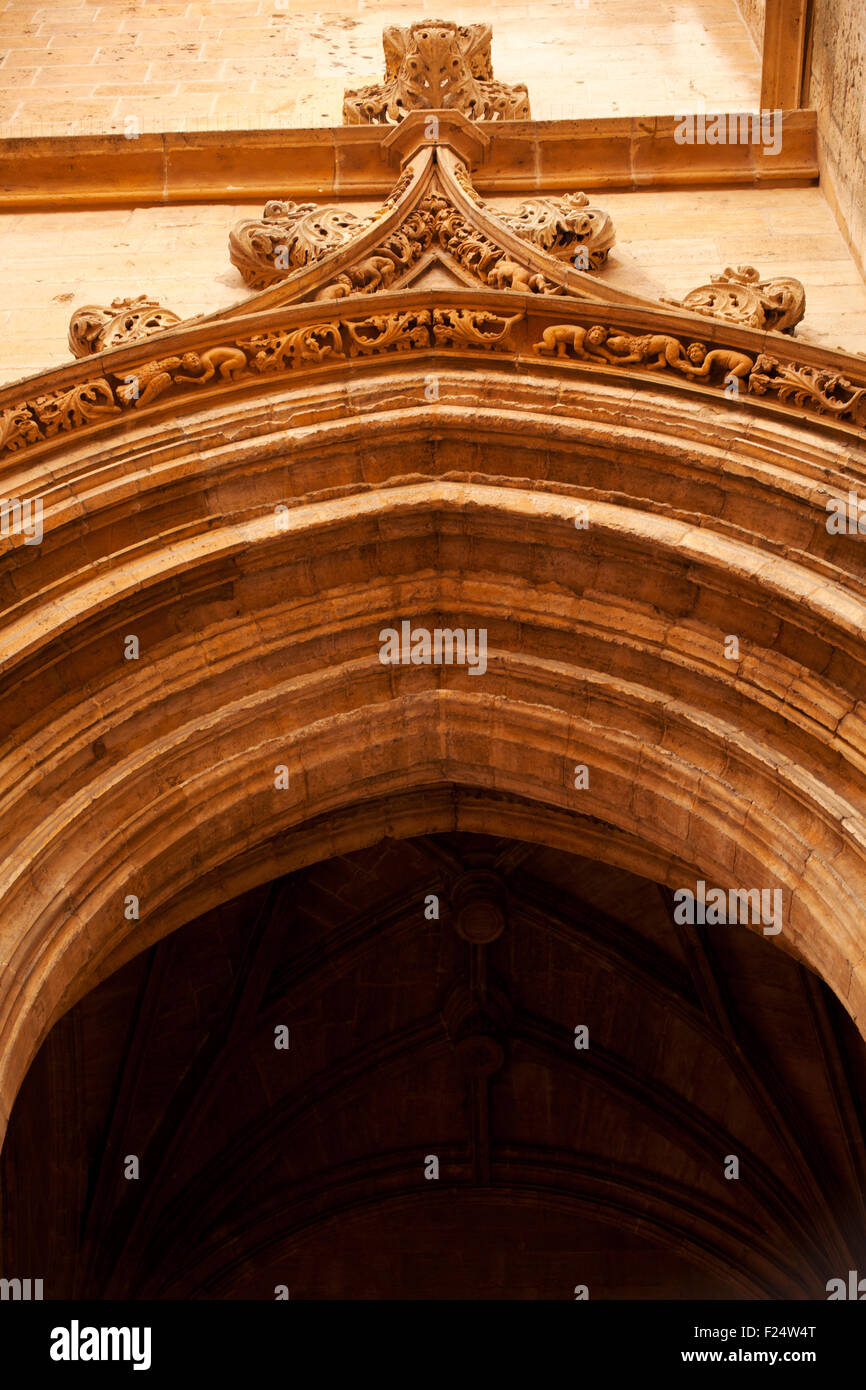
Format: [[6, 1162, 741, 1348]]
[[0, 0, 760, 136], [736, 0, 765, 52], [809, 0, 866, 277]]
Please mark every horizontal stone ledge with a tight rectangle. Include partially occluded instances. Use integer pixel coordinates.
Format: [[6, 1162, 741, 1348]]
[[0, 112, 819, 210]]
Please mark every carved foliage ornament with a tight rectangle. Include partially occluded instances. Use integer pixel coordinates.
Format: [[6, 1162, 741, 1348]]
[[342, 20, 530, 124], [68, 296, 183, 358], [229, 172, 415, 291], [493, 192, 614, 271], [749, 354, 866, 417], [664, 265, 806, 334], [230, 203, 380, 293]]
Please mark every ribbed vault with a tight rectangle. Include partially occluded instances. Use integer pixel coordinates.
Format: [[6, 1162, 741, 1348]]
[[4, 827, 865, 1299]]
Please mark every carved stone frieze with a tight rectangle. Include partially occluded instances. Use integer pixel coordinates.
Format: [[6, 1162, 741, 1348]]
[[5, 305, 865, 461], [534, 323, 756, 382], [663, 265, 806, 334], [68, 296, 183, 358], [312, 193, 566, 300], [342, 20, 530, 124]]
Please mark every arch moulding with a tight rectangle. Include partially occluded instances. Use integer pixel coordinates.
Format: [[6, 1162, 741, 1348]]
[[1, 115, 865, 1150]]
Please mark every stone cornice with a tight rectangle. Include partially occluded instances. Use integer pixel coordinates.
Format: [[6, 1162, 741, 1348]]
[[0, 111, 819, 210]]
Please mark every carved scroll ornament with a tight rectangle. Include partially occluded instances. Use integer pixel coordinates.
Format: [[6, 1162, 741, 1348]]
[[499, 192, 615, 270], [229, 172, 415, 291], [342, 20, 530, 124], [230, 203, 380, 292], [664, 265, 806, 334], [68, 296, 183, 358], [749, 354, 866, 421]]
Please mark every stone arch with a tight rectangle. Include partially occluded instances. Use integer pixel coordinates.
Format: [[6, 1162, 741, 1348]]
[[1, 362, 865, 1149]]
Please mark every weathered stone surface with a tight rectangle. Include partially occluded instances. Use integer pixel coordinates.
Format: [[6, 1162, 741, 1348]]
[[809, 0, 866, 277]]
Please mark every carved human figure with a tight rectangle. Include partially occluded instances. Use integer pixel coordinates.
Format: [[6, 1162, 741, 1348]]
[[174, 347, 248, 385], [533, 324, 611, 361], [682, 343, 754, 380]]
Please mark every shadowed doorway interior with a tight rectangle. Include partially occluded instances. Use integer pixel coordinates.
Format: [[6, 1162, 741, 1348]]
[[3, 827, 865, 1300]]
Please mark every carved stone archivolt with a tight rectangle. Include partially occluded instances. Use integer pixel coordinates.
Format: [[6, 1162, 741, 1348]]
[[342, 20, 530, 124], [68, 296, 183, 358], [663, 265, 806, 334], [5, 297, 866, 460]]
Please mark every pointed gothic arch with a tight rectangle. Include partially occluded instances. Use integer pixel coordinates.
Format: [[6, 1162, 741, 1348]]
[[1, 115, 866, 1162], [1, 356, 866, 1144]]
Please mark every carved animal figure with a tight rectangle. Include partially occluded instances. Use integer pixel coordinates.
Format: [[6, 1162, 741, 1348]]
[[114, 356, 184, 408], [316, 255, 399, 301], [315, 274, 355, 302], [602, 333, 695, 371], [532, 324, 611, 360], [352, 255, 400, 291], [485, 257, 545, 292]]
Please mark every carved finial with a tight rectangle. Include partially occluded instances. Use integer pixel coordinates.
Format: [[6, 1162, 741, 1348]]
[[342, 20, 530, 124], [68, 296, 183, 358], [663, 265, 806, 334]]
